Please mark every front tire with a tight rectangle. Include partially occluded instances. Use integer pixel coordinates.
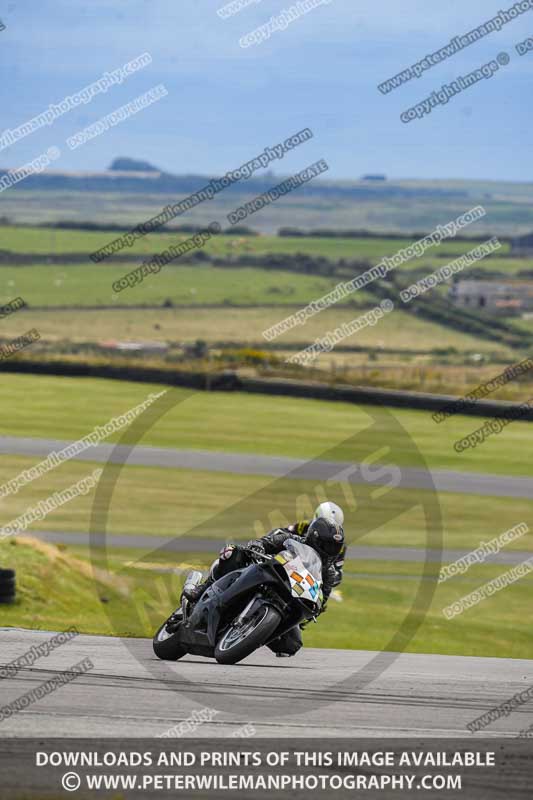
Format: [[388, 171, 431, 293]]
[[215, 605, 281, 665], [153, 619, 188, 661]]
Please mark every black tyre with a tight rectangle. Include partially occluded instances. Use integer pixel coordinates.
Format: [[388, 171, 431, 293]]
[[153, 621, 188, 661], [0, 594, 16, 604], [0, 577, 16, 592], [215, 605, 281, 665], [0, 569, 15, 580]]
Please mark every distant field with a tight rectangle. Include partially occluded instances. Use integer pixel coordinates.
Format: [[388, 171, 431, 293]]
[[0, 257, 522, 312], [0, 373, 531, 477], [0, 263, 357, 308], [0, 306, 514, 357], [402, 255, 533, 275], [0, 224, 509, 261], [0, 220, 530, 407], [1, 183, 533, 234], [510, 315, 533, 334]]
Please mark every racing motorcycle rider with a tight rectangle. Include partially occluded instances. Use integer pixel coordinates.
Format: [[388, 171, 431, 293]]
[[182, 517, 345, 657]]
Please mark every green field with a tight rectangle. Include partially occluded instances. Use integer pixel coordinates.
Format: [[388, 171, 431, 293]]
[[1, 451, 532, 551], [0, 373, 531, 561], [459, 256, 533, 275], [5, 374, 533, 475], [0, 374, 530, 476], [0, 306, 514, 358], [1, 221, 530, 388], [0, 224, 509, 261], [0, 263, 360, 308]]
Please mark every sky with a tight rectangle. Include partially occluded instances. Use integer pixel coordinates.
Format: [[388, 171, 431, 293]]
[[0, 0, 531, 181]]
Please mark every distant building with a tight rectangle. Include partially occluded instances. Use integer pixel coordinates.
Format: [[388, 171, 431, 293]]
[[361, 174, 387, 181], [449, 280, 533, 315]]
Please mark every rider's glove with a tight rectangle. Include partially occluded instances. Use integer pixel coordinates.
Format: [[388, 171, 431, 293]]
[[247, 540, 266, 555], [219, 544, 238, 561]]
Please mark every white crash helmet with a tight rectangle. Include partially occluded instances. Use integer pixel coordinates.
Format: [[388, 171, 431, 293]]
[[313, 501, 344, 528]]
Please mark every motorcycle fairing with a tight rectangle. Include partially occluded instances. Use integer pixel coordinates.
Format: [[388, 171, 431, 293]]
[[275, 551, 323, 605], [188, 562, 289, 646]]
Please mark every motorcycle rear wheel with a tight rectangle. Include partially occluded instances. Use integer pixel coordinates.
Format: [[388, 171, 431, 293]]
[[214, 604, 281, 665]]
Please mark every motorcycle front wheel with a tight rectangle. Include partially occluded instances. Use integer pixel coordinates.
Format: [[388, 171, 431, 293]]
[[153, 617, 189, 661], [214, 604, 281, 665]]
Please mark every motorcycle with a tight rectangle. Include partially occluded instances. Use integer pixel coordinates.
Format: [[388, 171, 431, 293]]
[[153, 539, 324, 664]]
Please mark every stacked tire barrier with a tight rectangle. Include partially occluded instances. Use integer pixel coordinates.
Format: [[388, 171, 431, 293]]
[[0, 568, 16, 604]]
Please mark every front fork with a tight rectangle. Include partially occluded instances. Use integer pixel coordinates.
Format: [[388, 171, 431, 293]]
[[235, 595, 261, 624]]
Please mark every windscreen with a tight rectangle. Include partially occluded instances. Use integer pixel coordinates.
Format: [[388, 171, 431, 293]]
[[282, 539, 322, 584]]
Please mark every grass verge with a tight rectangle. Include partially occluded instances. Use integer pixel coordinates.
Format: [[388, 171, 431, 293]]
[[0, 373, 531, 477]]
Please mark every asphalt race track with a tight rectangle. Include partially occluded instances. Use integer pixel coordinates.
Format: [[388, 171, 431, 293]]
[[1, 629, 532, 738], [1, 435, 531, 499], [22, 530, 533, 569]]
